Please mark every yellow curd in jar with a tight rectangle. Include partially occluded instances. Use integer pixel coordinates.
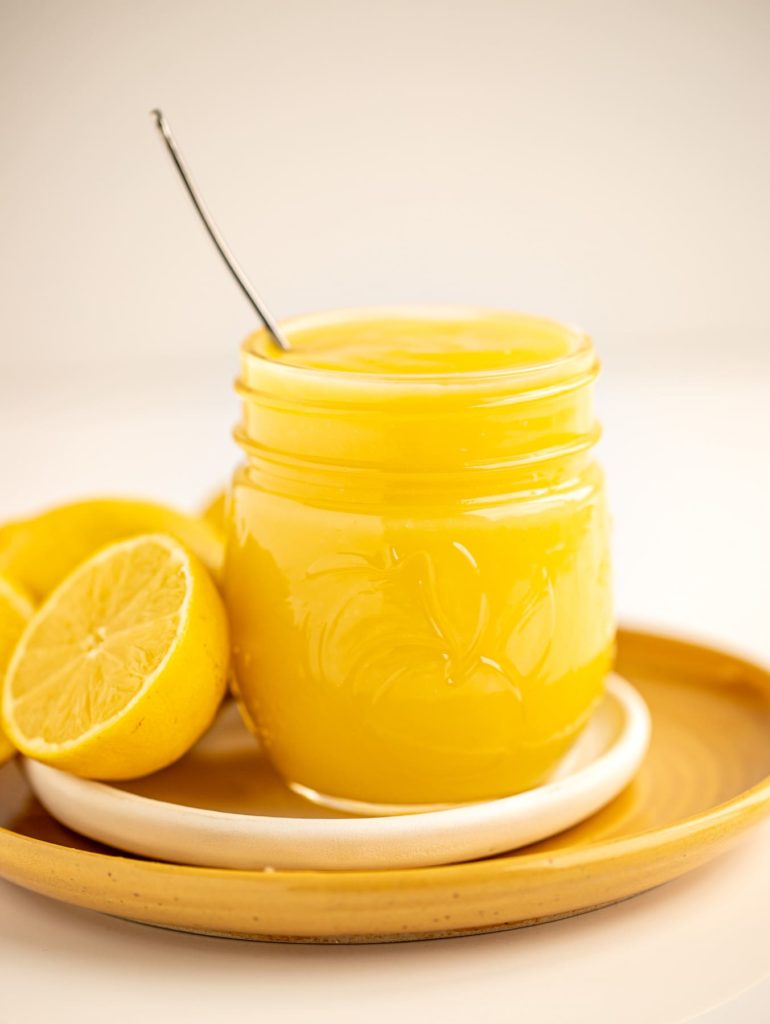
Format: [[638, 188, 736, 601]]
[[224, 309, 613, 807]]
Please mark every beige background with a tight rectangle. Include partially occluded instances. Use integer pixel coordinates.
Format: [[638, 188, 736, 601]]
[[1, 0, 769, 369], [1, 3, 770, 1022]]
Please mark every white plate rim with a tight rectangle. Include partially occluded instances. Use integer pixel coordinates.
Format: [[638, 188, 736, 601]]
[[24, 673, 651, 871]]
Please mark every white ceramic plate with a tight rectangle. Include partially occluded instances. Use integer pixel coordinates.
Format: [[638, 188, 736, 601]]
[[24, 673, 650, 872]]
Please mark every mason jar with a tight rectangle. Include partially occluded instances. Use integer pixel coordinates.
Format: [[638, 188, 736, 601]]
[[224, 308, 613, 809]]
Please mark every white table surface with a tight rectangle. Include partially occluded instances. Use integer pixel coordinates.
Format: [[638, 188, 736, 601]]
[[0, 342, 768, 1024]]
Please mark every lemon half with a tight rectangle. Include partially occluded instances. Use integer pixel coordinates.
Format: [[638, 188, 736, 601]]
[[2, 534, 229, 779]]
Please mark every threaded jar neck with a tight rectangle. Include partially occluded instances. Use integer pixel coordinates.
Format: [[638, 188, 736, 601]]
[[235, 307, 600, 486]]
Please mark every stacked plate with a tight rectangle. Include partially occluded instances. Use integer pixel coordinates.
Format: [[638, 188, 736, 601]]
[[1, 629, 769, 943]]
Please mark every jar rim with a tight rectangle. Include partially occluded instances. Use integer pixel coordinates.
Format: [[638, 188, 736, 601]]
[[241, 306, 596, 390]]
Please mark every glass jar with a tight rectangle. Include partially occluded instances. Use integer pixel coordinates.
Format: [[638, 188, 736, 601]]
[[224, 308, 613, 809]]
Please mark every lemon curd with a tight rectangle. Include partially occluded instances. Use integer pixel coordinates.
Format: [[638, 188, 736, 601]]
[[224, 309, 613, 807]]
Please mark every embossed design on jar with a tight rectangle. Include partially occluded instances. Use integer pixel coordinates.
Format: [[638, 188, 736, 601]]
[[297, 542, 557, 759]]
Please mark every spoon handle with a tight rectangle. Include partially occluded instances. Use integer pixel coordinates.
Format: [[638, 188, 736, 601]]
[[151, 109, 290, 353]]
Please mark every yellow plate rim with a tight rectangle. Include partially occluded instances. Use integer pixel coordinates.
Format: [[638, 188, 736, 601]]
[[3, 627, 770, 877], [1, 625, 769, 942]]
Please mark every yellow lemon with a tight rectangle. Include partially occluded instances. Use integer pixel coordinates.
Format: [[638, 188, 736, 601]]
[[0, 497, 224, 601], [2, 534, 229, 779], [202, 488, 227, 533], [0, 576, 35, 765]]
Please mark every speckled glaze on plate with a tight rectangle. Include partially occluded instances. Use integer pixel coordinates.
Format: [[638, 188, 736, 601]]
[[1, 628, 769, 944]]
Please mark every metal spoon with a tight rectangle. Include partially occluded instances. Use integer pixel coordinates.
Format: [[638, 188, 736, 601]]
[[150, 109, 290, 353]]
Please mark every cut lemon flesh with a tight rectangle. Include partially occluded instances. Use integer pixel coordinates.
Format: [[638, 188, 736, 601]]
[[0, 497, 224, 600], [0, 576, 35, 765], [2, 534, 229, 779]]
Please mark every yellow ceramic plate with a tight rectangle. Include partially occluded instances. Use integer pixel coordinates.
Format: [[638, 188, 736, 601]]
[[1, 627, 770, 943]]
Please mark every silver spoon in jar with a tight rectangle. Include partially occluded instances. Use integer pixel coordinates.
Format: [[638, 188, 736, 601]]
[[150, 109, 290, 353]]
